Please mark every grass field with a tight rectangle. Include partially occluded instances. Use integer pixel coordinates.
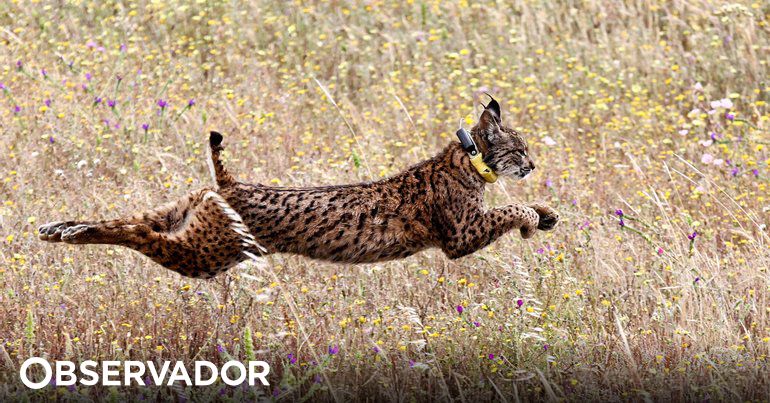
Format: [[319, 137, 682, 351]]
[[1, 0, 769, 401]]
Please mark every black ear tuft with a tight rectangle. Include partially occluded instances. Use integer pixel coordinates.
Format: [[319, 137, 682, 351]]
[[209, 131, 223, 147], [484, 93, 502, 123]]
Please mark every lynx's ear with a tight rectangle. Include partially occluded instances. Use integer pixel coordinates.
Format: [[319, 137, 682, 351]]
[[484, 93, 502, 124], [478, 109, 501, 142]]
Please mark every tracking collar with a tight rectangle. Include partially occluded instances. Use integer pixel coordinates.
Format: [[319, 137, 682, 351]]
[[455, 127, 498, 183]]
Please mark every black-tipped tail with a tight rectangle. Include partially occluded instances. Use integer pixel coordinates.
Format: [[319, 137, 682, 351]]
[[210, 131, 223, 148], [208, 131, 235, 188]]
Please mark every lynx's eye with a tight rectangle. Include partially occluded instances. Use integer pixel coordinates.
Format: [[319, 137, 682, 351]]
[[517, 150, 527, 158]]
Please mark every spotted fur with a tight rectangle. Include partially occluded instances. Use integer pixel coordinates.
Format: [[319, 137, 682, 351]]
[[39, 99, 559, 278]]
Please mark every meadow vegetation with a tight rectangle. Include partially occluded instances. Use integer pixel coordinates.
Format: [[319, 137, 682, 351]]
[[0, 0, 768, 401]]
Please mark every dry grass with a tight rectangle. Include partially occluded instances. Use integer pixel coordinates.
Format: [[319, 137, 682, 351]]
[[0, 0, 769, 401]]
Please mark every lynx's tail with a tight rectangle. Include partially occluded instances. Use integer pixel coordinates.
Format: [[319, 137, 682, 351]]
[[208, 131, 236, 188]]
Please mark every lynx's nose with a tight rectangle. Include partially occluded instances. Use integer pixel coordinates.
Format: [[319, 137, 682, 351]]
[[520, 162, 535, 177]]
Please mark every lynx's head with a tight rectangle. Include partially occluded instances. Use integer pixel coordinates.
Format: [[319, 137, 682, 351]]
[[471, 96, 535, 179]]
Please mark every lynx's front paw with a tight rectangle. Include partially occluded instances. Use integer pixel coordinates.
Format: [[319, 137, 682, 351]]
[[529, 204, 560, 231]]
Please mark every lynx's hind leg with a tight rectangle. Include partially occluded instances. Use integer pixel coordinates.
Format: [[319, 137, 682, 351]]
[[38, 190, 205, 245], [39, 131, 256, 278], [135, 190, 262, 278], [39, 220, 153, 244], [39, 189, 263, 279], [39, 221, 94, 242]]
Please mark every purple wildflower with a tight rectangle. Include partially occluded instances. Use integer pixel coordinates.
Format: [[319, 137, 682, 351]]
[[0, 82, 5, 90], [116, 75, 123, 83], [615, 209, 624, 217], [373, 346, 380, 353], [216, 344, 224, 353], [45, 99, 51, 107], [49, 136, 55, 144], [120, 43, 127, 52], [13, 105, 20, 114], [287, 353, 297, 364], [473, 321, 481, 327], [328, 345, 339, 355], [41, 68, 47, 78], [94, 97, 102, 105], [157, 99, 168, 109], [409, 360, 416, 368], [694, 277, 700, 283], [85, 72, 92, 81], [16, 60, 22, 70], [688, 231, 698, 241], [545, 178, 553, 188], [188, 99, 195, 107], [752, 169, 759, 177], [516, 299, 524, 308], [488, 353, 495, 360], [107, 99, 116, 108], [725, 112, 735, 121], [543, 344, 550, 351], [619, 218, 625, 227], [657, 247, 663, 256], [141, 123, 149, 132], [456, 305, 464, 314], [731, 167, 739, 176]]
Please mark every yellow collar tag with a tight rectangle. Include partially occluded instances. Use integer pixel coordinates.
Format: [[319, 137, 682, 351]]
[[455, 126, 497, 183], [469, 153, 498, 183]]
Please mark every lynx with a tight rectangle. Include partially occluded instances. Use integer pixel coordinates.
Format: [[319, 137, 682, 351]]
[[39, 97, 560, 278]]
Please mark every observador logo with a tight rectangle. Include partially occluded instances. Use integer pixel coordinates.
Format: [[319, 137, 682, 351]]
[[19, 358, 270, 389]]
